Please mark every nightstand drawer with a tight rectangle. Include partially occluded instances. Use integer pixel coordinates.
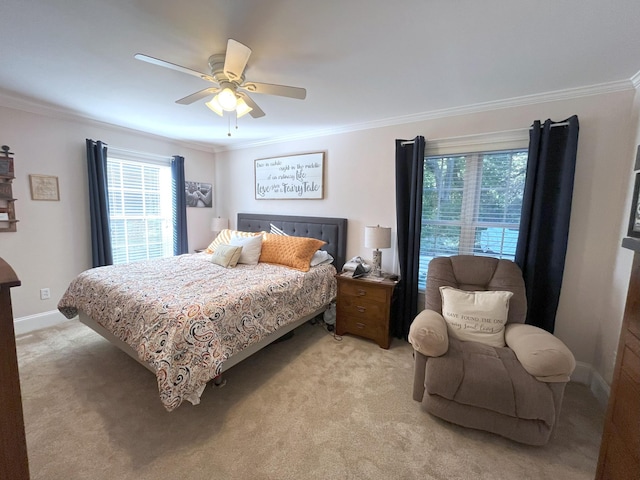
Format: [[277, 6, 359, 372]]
[[339, 314, 386, 339], [339, 282, 389, 303], [337, 297, 386, 322]]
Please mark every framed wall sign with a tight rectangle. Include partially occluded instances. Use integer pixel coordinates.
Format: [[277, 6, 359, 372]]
[[29, 174, 60, 201], [255, 152, 324, 200]]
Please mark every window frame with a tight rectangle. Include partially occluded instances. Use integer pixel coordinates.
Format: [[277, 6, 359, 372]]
[[106, 149, 174, 265], [419, 130, 529, 290]]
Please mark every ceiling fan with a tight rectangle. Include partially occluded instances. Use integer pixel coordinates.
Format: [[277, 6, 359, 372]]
[[135, 39, 306, 119]]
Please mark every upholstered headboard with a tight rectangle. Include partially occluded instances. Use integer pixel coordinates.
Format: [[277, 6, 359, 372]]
[[237, 213, 348, 271]]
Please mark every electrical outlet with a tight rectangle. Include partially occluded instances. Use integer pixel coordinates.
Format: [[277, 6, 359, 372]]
[[40, 288, 50, 300]]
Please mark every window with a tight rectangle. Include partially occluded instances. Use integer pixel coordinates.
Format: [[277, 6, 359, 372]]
[[419, 148, 528, 289], [106, 156, 174, 264]]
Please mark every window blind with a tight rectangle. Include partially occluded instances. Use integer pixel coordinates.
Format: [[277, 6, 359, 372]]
[[419, 149, 527, 289], [107, 157, 173, 264]]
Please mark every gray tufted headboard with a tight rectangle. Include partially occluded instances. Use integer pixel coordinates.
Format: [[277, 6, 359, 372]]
[[237, 213, 348, 271]]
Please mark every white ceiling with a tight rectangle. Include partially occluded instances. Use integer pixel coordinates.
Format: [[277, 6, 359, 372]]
[[2, 0, 640, 151]]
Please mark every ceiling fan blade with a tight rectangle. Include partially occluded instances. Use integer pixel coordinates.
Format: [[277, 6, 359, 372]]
[[175, 87, 219, 105], [241, 81, 306, 100], [238, 92, 265, 118], [134, 53, 217, 83], [223, 39, 252, 82]]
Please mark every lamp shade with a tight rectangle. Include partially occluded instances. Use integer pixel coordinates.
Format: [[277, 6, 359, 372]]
[[364, 225, 391, 249], [217, 88, 238, 111], [211, 217, 229, 232], [205, 97, 224, 116]]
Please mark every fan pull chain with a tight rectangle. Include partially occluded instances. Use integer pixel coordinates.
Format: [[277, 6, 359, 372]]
[[227, 114, 231, 137]]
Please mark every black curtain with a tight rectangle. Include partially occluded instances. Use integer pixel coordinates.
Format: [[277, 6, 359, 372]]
[[171, 155, 188, 255], [515, 116, 579, 332], [86, 139, 113, 268], [393, 136, 425, 339]]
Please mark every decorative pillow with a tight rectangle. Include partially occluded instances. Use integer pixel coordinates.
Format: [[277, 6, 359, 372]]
[[259, 233, 326, 272], [269, 224, 332, 266], [310, 250, 334, 267], [439, 286, 513, 348], [210, 244, 243, 268], [205, 229, 262, 254], [270, 224, 288, 236], [229, 233, 263, 265]]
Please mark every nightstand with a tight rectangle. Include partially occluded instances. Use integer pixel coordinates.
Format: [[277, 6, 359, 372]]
[[335, 273, 397, 349]]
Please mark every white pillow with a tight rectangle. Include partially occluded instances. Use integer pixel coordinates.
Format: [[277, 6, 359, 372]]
[[309, 250, 334, 266], [229, 233, 263, 265], [439, 286, 513, 348], [210, 244, 243, 268]]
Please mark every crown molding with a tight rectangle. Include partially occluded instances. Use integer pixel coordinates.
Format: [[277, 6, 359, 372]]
[[0, 90, 218, 154], [632, 69, 640, 89], [221, 79, 635, 151], [1, 78, 635, 154]]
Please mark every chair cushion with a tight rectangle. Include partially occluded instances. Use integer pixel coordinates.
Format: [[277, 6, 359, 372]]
[[425, 338, 555, 426], [505, 324, 576, 382], [408, 309, 449, 357]]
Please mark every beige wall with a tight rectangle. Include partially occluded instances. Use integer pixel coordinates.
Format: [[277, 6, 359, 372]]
[[214, 88, 639, 387], [0, 106, 215, 319], [2, 85, 638, 390]]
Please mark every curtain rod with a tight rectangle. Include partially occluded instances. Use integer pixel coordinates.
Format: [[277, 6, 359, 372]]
[[529, 121, 569, 130], [107, 145, 173, 163], [402, 121, 569, 144]]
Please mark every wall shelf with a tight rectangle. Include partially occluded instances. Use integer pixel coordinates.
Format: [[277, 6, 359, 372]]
[[0, 146, 17, 232]]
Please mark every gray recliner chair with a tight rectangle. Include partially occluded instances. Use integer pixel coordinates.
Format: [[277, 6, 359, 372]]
[[408, 255, 576, 446]]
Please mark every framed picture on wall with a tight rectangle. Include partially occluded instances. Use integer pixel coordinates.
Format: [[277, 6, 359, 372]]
[[29, 174, 60, 201], [627, 173, 640, 238], [184, 181, 212, 208]]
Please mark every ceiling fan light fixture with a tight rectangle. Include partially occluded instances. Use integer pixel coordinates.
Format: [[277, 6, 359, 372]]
[[235, 97, 253, 118], [217, 87, 238, 111], [205, 96, 224, 116]]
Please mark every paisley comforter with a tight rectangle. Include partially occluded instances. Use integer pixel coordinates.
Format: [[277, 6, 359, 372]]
[[58, 254, 337, 411]]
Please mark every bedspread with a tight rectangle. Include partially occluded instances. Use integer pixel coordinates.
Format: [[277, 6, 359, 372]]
[[58, 254, 337, 411]]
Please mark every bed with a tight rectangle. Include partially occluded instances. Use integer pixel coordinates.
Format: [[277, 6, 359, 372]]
[[58, 213, 347, 411]]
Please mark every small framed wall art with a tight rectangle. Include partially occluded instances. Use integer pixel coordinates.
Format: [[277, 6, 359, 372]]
[[184, 181, 213, 208], [29, 174, 60, 201], [627, 172, 640, 238]]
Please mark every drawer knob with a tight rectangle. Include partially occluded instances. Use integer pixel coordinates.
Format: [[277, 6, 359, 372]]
[[356, 289, 367, 296], [356, 306, 366, 313], [356, 322, 366, 329]]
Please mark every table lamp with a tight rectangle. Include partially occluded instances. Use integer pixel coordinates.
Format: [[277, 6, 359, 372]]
[[365, 225, 391, 277], [210, 217, 229, 235]]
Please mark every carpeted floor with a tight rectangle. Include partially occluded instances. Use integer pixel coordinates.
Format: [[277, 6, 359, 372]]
[[16, 319, 604, 480]]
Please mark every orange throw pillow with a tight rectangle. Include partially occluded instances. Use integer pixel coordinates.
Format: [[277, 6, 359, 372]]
[[259, 233, 326, 272]]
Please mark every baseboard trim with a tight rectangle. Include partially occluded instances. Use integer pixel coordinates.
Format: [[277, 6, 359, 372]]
[[14, 310, 70, 336], [572, 361, 610, 408]]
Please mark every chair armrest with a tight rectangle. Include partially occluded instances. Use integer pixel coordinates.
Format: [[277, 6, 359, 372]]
[[505, 324, 576, 382], [408, 309, 449, 357]]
